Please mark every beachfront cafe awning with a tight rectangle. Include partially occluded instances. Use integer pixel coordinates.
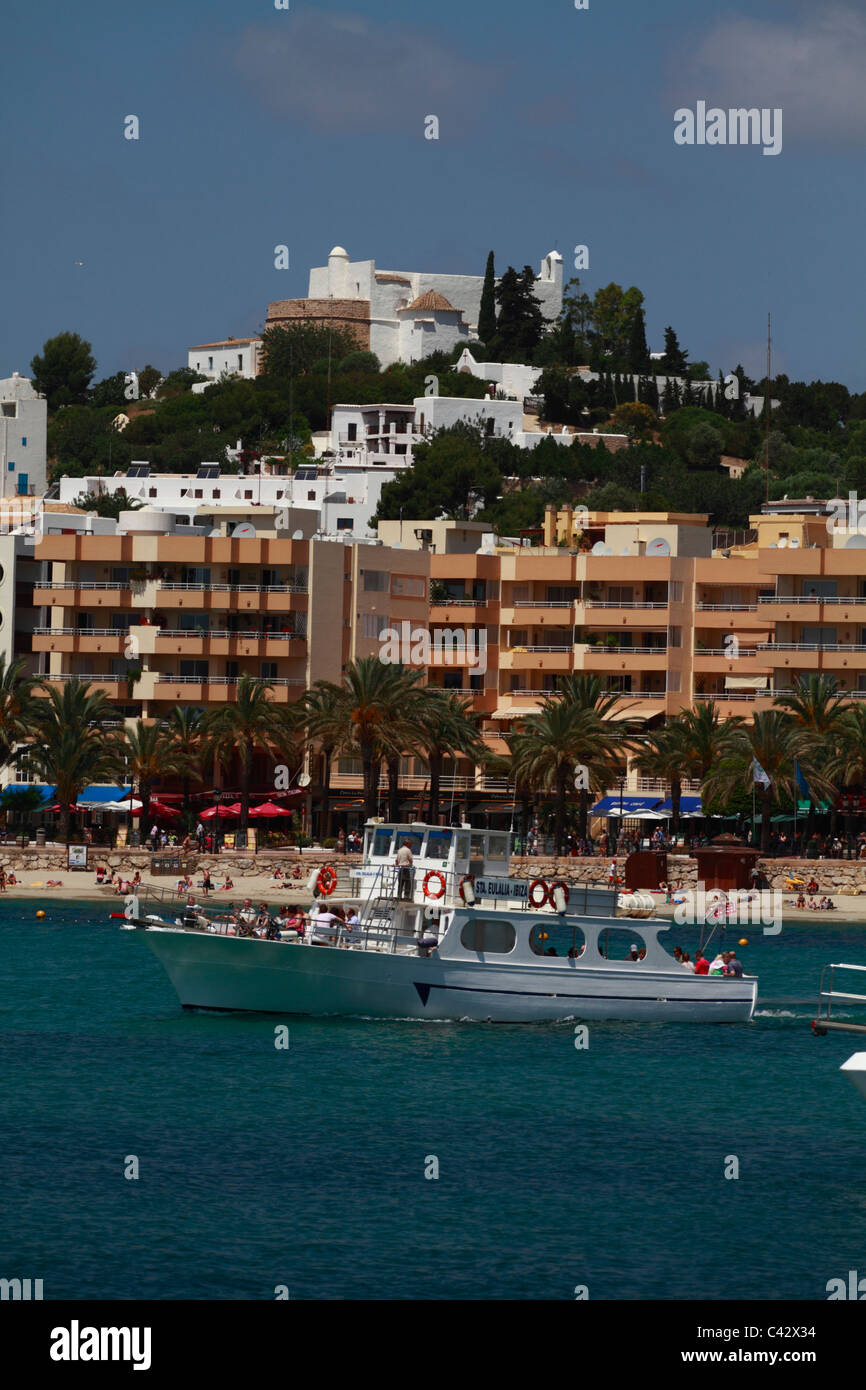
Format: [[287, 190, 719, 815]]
[[657, 795, 704, 818], [590, 795, 666, 818], [78, 785, 133, 803], [3, 783, 56, 805]]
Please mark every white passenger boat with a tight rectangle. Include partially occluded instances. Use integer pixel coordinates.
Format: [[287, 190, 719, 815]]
[[122, 822, 757, 1023]]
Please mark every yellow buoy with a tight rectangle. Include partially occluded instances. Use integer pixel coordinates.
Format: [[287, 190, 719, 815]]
[[36, 909, 46, 919], [738, 937, 748, 947]]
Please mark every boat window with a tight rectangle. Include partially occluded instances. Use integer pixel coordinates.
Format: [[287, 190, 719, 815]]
[[399, 831, 424, 856], [425, 829, 452, 860], [486, 833, 508, 863], [372, 827, 394, 858], [455, 833, 471, 861], [529, 922, 586, 957], [460, 919, 517, 954], [596, 926, 646, 961], [470, 832, 487, 859]]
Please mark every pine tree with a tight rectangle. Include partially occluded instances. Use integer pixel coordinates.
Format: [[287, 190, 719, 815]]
[[478, 251, 497, 346], [492, 265, 547, 363], [626, 302, 650, 373], [660, 325, 689, 376]]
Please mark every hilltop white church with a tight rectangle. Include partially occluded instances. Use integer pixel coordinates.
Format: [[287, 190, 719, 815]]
[[266, 245, 564, 369]]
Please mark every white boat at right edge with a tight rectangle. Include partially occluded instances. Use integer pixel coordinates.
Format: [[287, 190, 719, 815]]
[[123, 822, 757, 1024]]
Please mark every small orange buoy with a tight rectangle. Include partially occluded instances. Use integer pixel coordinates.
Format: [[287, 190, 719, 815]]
[[36, 909, 46, 919], [738, 937, 748, 947]]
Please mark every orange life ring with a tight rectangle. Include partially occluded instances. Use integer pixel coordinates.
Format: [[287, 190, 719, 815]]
[[458, 874, 475, 903], [550, 880, 570, 906], [529, 879, 549, 909], [424, 869, 446, 900], [316, 864, 338, 897]]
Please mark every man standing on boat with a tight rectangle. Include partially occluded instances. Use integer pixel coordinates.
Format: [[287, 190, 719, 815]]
[[395, 840, 415, 900]]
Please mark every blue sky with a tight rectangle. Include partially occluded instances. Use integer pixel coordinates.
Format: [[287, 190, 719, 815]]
[[4, 0, 865, 387]]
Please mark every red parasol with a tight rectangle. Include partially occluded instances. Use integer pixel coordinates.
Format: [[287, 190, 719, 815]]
[[248, 801, 293, 818], [200, 803, 242, 820]]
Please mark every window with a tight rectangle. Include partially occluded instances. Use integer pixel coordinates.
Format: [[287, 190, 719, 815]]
[[392, 575, 425, 597], [607, 586, 634, 604], [339, 756, 364, 776], [213, 488, 220, 498], [336, 518, 353, 530], [261, 662, 277, 679], [21, 437, 27, 447], [670, 581, 684, 601], [225, 661, 239, 678], [361, 614, 389, 639], [238, 355, 243, 371], [111, 567, 130, 584], [1, 403, 16, 418], [668, 626, 682, 648], [347, 423, 357, 442], [425, 829, 453, 859], [667, 671, 681, 692], [208, 356, 214, 370], [363, 570, 388, 592], [179, 613, 209, 632], [180, 660, 209, 679], [460, 919, 516, 954], [111, 614, 133, 631]]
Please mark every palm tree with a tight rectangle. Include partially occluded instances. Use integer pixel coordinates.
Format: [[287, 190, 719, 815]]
[[554, 674, 642, 837], [509, 700, 622, 854], [161, 706, 206, 828], [314, 658, 421, 820], [774, 675, 850, 844], [205, 675, 283, 831], [702, 710, 835, 852], [411, 689, 487, 824], [22, 680, 123, 843], [677, 701, 746, 782], [0, 654, 38, 769], [632, 722, 689, 836], [300, 683, 348, 838], [123, 719, 184, 830]]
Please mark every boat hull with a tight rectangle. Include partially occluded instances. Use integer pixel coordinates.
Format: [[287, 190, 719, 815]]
[[138, 929, 757, 1024]]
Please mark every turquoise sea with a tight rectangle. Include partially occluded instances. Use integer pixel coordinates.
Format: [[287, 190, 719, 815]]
[[1, 900, 865, 1301]]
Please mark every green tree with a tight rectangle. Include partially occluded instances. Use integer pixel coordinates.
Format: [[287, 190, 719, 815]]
[[261, 323, 359, 378], [138, 364, 162, 398], [30, 332, 96, 411], [660, 326, 689, 376], [625, 295, 649, 373], [411, 690, 486, 824], [509, 697, 622, 854], [90, 372, 129, 409], [123, 719, 182, 829], [21, 681, 123, 843], [338, 350, 380, 374], [478, 250, 497, 346], [161, 706, 206, 827], [374, 423, 502, 522], [0, 655, 38, 770], [72, 487, 142, 519], [491, 266, 547, 362], [299, 682, 350, 837], [205, 675, 283, 831]]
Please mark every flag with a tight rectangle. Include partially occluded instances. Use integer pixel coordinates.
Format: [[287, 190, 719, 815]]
[[794, 760, 810, 799], [752, 758, 771, 787]]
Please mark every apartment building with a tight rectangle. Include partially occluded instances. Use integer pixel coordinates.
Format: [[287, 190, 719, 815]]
[[188, 337, 262, 382], [31, 512, 429, 725]]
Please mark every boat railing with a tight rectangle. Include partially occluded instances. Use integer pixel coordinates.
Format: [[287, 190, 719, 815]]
[[812, 963, 866, 1035]]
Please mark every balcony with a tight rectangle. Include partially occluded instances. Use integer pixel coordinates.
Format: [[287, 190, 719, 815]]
[[33, 627, 127, 654], [33, 582, 133, 609], [150, 675, 306, 705], [154, 630, 306, 657], [577, 643, 669, 672], [155, 582, 308, 613], [500, 646, 573, 671]]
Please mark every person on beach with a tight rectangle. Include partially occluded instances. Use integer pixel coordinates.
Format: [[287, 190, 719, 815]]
[[199, 868, 212, 897], [0, 867, 6, 891]]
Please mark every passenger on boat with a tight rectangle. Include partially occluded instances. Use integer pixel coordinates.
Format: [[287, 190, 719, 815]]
[[724, 951, 744, 977], [628, 944, 640, 960], [346, 908, 359, 925], [708, 953, 726, 976], [545, 946, 558, 956], [238, 898, 255, 925], [693, 951, 710, 975], [681, 952, 694, 971], [395, 841, 415, 900], [673, 946, 684, 962]]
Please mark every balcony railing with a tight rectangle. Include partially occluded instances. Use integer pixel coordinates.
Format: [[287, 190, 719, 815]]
[[158, 582, 308, 593], [153, 675, 306, 686], [45, 673, 126, 683], [695, 602, 756, 611], [37, 581, 132, 591], [757, 595, 866, 605], [511, 599, 574, 608], [35, 627, 123, 637], [430, 598, 488, 608], [585, 600, 668, 609], [512, 644, 572, 653], [694, 692, 770, 702], [581, 644, 669, 655], [695, 646, 759, 657], [756, 642, 866, 652], [162, 629, 305, 641]]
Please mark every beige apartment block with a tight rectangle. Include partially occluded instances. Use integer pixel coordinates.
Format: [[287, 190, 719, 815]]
[[31, 519, 429, 724]]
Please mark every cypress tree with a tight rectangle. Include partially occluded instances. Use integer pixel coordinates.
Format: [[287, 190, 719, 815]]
[[626, 303, 650, 374], [478, 250, 497, 346]]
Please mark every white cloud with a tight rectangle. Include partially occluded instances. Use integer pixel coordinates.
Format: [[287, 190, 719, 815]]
[[234, 9, 500, 135], [670, 5, 866, 147]]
